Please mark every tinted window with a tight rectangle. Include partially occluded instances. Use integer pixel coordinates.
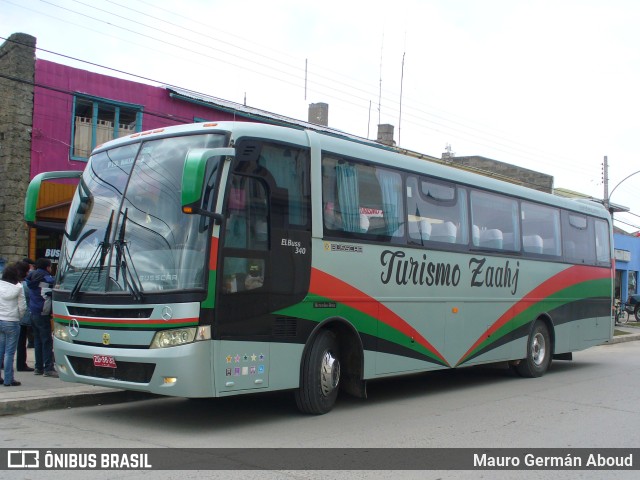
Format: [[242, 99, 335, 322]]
[[406, 176, 468, 245], [562, 211, 596, 265], [521, 202, 561, 256], [257, 144, 310, 227], [471, 191, 520, 251], [595, 218, 611, 265], [322, 156, 404, 239]]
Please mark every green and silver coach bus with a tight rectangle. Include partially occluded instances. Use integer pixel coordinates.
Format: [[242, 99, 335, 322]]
[[24, 121, 613, 414]]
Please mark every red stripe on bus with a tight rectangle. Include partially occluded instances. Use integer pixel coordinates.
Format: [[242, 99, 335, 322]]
[[459, 264, 610, 362], [310, 268, 450, 366], [55, 314, 198, 326], [209, 236, 219, 271]]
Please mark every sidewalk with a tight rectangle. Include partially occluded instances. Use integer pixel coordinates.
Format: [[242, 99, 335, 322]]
[[0, 347, 153, 416], [610, 323, 640, 344], [2, 326, 640, 416]]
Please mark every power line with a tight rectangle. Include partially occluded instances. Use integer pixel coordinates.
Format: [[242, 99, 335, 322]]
[[0, 0, 625, 200], [3, 0, 596, 176], [3, 56, 639, 220], [0, 65, 557, 194], [614, 217, 640, 232]]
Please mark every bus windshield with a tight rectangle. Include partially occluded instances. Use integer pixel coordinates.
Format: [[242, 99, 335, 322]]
[[58, 133, 227, 295]]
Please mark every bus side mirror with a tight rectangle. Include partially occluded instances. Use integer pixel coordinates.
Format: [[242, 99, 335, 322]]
[[24, 171, 83, 229], [181, 147, 234, 223]]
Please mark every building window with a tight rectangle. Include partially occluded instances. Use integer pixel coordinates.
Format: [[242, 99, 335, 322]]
[[71, 96, 142, 160]]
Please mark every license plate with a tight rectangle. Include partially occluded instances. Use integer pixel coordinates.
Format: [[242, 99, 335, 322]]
[[93, 355, 117, 368]]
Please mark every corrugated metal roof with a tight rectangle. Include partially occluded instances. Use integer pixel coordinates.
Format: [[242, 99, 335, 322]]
[[165, 86, 383, 147]]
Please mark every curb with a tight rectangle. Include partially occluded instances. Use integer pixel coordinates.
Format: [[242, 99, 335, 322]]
[[606, 333, 640, 345], [0, 389, 156, 416]]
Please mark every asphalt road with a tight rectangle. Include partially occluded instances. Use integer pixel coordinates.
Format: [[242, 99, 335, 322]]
[[2, 340, 639, 480]]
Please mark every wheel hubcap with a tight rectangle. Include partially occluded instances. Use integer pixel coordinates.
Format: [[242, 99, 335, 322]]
[[531, 332, 546, 367], [320, 350, 340, 396]]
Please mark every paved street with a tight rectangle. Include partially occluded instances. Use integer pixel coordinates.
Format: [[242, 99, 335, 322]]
[[2, 334, 640, 479], [3, 326, 639, 416]]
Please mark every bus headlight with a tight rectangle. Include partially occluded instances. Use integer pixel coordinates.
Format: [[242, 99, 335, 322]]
[[53, 321, 71, 343], [150, 325, 211, 349]]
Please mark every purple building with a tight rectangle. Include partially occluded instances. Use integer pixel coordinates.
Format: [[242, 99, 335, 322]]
[[0, 33, 329, 266]]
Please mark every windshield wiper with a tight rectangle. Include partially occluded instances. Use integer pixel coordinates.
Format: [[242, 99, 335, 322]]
[[100, 210, 114, 270], [113, 208, 144, 301], [69, 211, 114, 301]]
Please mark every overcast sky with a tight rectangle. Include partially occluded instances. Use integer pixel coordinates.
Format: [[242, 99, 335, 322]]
[[2, 0, 639, 231]]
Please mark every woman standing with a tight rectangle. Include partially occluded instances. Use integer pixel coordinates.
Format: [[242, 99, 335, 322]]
[[15, 259, 35, 371], [0, 263, 26, 387]]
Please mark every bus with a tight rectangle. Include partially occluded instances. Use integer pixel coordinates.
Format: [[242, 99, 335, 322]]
[[24, 121, 613, 414]]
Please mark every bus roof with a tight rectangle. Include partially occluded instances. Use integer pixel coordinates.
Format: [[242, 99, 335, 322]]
[[94, 121, 610, 220]]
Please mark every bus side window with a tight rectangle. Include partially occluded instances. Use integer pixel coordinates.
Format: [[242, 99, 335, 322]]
[[224, 177, 248, 249], [595, 218, 611, 265], [249, 191, 269, 254], [521, 202, 561, 256], [562, 212, 596, 265], [471, 190, 520, 251], [322, 157, 365, 234], [406, 176, 467, 246], [322, 156, 404, 238], [257, 145, 309, 228], [222, 175, 269, 294]]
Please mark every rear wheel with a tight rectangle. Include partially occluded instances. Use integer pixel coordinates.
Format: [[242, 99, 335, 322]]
[[618, 309, 629, 325], [295, 330, 341, 415], [634, 305, 640, 322], [515, 321, 551, 378]]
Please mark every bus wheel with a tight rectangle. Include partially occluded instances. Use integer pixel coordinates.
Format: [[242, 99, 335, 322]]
[[515, 321, 551, 378], [295, 330, 341, 415]]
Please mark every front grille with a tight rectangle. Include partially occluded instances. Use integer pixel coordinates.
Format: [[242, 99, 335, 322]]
[[273, 317, 297, 338], [67, 307, 153, 318], [68, 356, 155, 383], [71, 340, 148, 349]]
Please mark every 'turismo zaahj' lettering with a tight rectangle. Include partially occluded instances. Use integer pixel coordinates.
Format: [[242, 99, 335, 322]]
[[469, 257, 519, 295], [380, 250, 461, 287], [379, 250, 520, 295]]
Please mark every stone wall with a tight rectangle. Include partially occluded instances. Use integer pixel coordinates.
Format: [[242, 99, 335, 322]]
[[446, 155, 554, 193], [0, 33, 36, 264]]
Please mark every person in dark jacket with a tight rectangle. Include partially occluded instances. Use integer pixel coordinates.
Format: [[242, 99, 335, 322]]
[[26, 258, 57, 377], [15, 259, 35, 372]]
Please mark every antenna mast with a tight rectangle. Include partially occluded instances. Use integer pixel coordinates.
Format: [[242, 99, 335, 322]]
[[399, 47, 406, 147], [378, 33, 384, 127], [304, 58, 308, 101], [367, 100, 372, 139]]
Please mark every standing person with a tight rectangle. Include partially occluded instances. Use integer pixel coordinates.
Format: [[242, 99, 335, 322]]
[[26, 258, 58, 377], [0, 263, 27, 387], [15, 260, 35, 372]]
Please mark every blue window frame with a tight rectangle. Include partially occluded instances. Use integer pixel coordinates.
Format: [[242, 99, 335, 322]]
[[70, 95, 143, 161]]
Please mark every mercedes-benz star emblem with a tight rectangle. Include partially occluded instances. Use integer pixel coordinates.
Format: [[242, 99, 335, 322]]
[[161, 306, 173, 321], [69, 318, 80, 337]]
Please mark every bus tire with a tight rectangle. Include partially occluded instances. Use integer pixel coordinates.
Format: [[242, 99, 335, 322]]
[[294, 330, 341, 415], [515, 321, 551, 378]]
